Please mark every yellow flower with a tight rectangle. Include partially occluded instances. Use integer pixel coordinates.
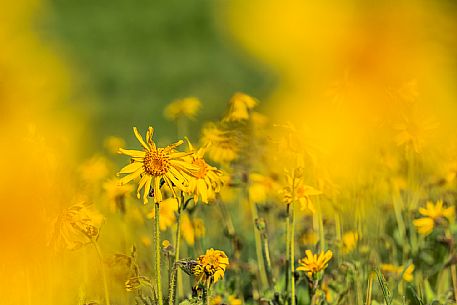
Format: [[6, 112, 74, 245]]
[[249, 173, 279, 204], [413, 200, 454, 235], [342, 231, 359, 254], [147, 198, 178, 231], [211, 295, 242, 305], [201, 123, 239, 164], [297, 250, 332, 280], [394, 115, 438, 153], [183, 140, 224, 203], [181, 214, 206, 246], [282, 178, 322, 213], [300, 231, 319, 246], [227, 295, 243, 305], [48, 202, 104, 251], [380, 264, 414, 282], [164, 97, 202, 121], [194, 248, 229, 286], [223, 92, 258, 122], [103, 178, 133, 202], [118, 127, 197, 203], [104, 136, 126, 154], [78, 155, 110, 184]]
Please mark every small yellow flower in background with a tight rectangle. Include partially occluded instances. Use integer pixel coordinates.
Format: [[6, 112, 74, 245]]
[[201, 123, 239, 164], [223, 92, 258, 122], [181, 214, 206, 246], [48, 202, 104, 251], [194, 248, 229, 286], [103, 178, 133, 206], [184, 140, 224, 203], [164, 97, 202, 121], [118, 127, 197, 203], [413, 200, 455, 235], [211, 295, 242, 305], [249, 173, 279, 204], [147, 198, 178, 231], [297, 250, 332, 280], [300, 230, 319, 246], [227, 295, 243, 305], [282, 176, 322, 213], [380, 263, 415, 282], [79, 155, 110, 184], [104, 136, 126, 154], [342, 231, 359, 254]]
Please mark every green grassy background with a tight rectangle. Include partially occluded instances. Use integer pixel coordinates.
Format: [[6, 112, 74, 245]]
[[40, 0, 274, 152]]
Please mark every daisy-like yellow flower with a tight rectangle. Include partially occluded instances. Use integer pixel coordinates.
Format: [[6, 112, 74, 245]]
[[223, 92, 257, 122], [48, 202, 104, 251], [380, 264, 415, 282], [413, 200, 455, 235], [164, 97, 202, 121], [201, 123, 239, 164], [118, 127, 197, 204], [184, 140, 224, 203], [282, 177, 322, 213], [297, 250, 332, 281], [194, 248, 229, 286]]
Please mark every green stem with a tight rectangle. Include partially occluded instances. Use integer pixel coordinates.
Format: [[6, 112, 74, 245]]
[[169, 198, 183, 305], [250, 195, 268, 291], [291, 200, 296, 305], [285, 204, 291, 298], [93, 241, 111, 305], [155, 202, 163, 305]]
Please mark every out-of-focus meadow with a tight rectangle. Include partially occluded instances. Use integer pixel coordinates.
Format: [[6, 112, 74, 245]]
[[3, 0, 457, 305]]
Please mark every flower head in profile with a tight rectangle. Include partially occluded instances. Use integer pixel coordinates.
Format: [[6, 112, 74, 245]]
[[282, 174, 322, 213], [380, 263, 414, 282], [223, 92, 258, 122], [118, 127, 197, 203], [201, 123, 239, 164], [164, 97, 201, 121], [413, 200, 454, 235], [183, 140, 224, 203], [48, 202, 104, 251], [193, 248, 229, 286], [297, 250, 332, 281]]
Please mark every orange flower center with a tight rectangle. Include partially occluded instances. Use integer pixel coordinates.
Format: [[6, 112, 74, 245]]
[[144, 149, 170, 176]]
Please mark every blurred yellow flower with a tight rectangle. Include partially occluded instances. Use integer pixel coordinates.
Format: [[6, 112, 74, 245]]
[[413, 200, 454, 235], [184, 140, 224, 203], [201, 123, 239, 164], [394, 115, 438, 153], [103, 178, 133, 202], [211, 295, 242, 305], [297, 250, 332, 280], [249, 173, 279, 204], [79, 155, 110, 184], [164, 97, 201, 121], [282, 176, 322, 213], [118, 127, 197, 203], [300, 231, 319, 246], [194, 248, 229, 286], [147, 198, 178, 231], [380, 264, 414, 282], [48, 202, 104, 251], [223, 92, 258, 122], [104, 136, 126, 154], [181, 214, 206, 246], [342, 231, 359, 254]]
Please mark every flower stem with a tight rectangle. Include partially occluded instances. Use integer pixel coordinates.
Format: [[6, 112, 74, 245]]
[[154, 202, 163, 305], [169, 197, 183, 305], [93, 241, 111, 305], [285, 204, 290, 298], [290, 200, 296, 305]]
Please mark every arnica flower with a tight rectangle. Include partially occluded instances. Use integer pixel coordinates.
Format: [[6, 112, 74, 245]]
[[201, 123, 239, 164], [48, 202, 104, 251], [282, 177, 322, 213], [297, 250, 333, 281], [193, 248, 229, 286], [223, 92, 258, 122], [147, 198, 178, 231], [342, 231, 359, 254], [184, 140, 224, 203], [380, 264, 415, 282], [118, 127, 197, 203], [164, 97, 202, 121], [413, 200, 455, 236], [78, 155, 111, 184], [103, 178, 133, 212]]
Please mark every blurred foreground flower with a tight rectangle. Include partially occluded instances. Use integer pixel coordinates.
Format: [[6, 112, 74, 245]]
[[118, 127, 197, 203], [297, 250, 332, 281], [48, 202, 104, 251], [164, 97, 201, 121], [201, 123, 239, 164], [413, 200, 454, 236], [223, 92, 257, 122], [380, 263, 415, 282]]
